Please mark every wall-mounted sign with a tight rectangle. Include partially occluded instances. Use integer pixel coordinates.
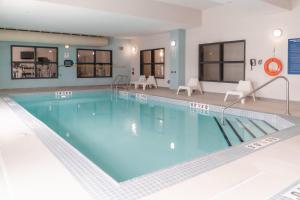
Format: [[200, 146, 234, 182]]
[[64, 60, 74, 67], [288, 38, 300, 74]]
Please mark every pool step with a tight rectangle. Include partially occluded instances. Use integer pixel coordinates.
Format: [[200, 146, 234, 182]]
[[262, 120, 279, 132], [225, 117, 255, 142], [248, 119, 268, 135], [214, 117, 242, 146], [216, 117, 279, 147], [238, 118, 268, 138], [213, 117, 232, 147], [225, 119, 244, 143], [236, 118, 257, 138], [250, 119, 278, 134]]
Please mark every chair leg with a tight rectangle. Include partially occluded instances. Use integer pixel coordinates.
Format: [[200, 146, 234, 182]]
[[143, 85, 146, 91], [198, 86, 203, 95], [199, 89, 203, 95], [188, 89, 191, 96], [224, 93, 229, 102], [252, 94, 256, 102], [177, 88, 180, 95], [240, 94, 245, 104]]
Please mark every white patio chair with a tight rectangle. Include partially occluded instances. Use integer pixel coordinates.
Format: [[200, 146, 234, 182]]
[[141, 76, 158, 90], [224, 80, 256, 104], [177, 78, 203, 96], [133, 75, 147, 89]]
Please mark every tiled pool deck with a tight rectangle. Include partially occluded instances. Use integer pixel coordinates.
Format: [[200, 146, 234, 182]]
[[2, 86, 300, 117]]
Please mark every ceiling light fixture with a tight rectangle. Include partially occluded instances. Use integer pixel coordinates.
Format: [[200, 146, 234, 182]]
[[273, 29, 283, 38], [171, 40, 176, 47], [132, 46, 137, 54], [65, 44, 70, 49]]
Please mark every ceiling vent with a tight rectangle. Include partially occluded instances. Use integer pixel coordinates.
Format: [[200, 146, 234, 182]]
[[0, 28, 109, 46]]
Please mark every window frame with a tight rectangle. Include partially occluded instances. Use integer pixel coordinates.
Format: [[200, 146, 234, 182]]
[[140, 48, 165, 79], [76, 48, 113, 78], [198, 40, 246, 83], [11, 45, 59, 80]]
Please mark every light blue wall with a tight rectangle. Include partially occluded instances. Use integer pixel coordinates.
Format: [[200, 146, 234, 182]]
[[169, 29, 186, 90], [0, 38, 132, 89]]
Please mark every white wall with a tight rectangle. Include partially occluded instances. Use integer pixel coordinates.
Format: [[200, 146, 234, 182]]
[[131, 33, 171, 87], [186, 2, 300, 101]]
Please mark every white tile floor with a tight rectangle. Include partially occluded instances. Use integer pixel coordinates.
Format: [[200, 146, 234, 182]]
[[0, 152, 9, 199], [0, 98, 93, 200], [0, 87, 300, 200], [143, 135, 300, 200]]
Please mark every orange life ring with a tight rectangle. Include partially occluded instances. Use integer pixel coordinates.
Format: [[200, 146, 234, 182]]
[[264, 57, 283, 76]]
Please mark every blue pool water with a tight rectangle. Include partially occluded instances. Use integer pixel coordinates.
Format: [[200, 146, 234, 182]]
[[12, 91, 278, 182]]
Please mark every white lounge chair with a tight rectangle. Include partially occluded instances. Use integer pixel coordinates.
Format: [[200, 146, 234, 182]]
[[224, 80, 256, 104], [133, 75, 146, 89], [140, 76, 158, 90], [177, 78, 203, 96]]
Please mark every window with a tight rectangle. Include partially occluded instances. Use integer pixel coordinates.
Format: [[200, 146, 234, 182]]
[[77, 49, 112, 78], [11, 45, 58, 79], [199, 40, 245, 83], [140, 48, 165, 79]]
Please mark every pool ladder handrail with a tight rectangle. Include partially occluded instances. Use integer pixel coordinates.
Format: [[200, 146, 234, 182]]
[[111, 75, 130, 90], [221, 76, 290, 125]]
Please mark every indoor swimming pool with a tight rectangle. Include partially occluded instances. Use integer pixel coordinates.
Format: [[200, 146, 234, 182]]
[[11, 90, 290, 182]]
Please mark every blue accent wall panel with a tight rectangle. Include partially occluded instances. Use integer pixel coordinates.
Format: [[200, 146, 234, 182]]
[[288, 38, 300, 74], [0, 39, 131, 89]]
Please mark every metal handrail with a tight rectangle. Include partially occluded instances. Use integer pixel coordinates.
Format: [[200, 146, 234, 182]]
[[111, 75, 121, 89], [221, 76, 290, 125], [111, 75, 129, 90]]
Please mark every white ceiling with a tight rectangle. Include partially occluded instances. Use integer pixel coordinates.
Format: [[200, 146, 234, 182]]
[[0, 0, 170, 37], [0, 0, 203, 37], [0, 0, 295, 38], [154, 0, 294, 11], [153, 0, 222, 10]]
